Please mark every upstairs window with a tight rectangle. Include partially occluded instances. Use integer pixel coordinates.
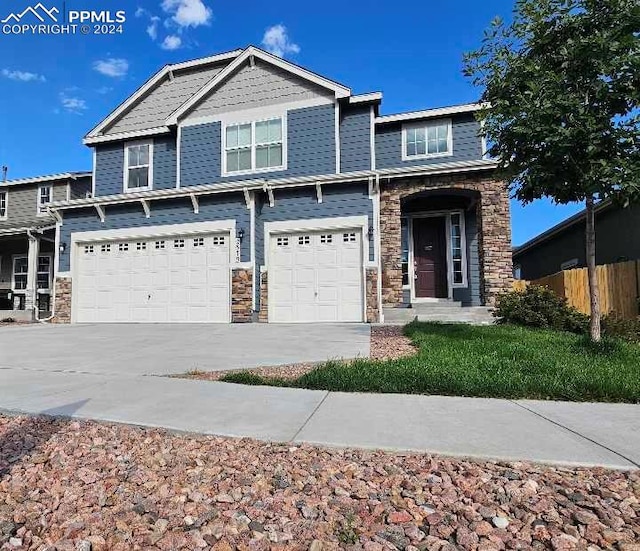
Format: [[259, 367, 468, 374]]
[[0, 191, 7, 219], [403, 119, 452, 160], [224, 117, 284, 175], [37, 184, 52, 215], [124, 142, 152, 192]]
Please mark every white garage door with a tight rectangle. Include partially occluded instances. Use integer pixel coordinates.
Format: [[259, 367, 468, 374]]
[[269, 230, 364, 323], [75, 233, 230, 323]]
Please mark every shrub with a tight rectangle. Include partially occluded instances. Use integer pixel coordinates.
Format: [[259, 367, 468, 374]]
[[494, 285, 589, 334], [603, 314, 640, 343]]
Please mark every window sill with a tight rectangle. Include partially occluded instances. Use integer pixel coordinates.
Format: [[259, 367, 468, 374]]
[[222, 165, 286, 178], [401, 152, 453, 162], [123, 186, 153, 194]]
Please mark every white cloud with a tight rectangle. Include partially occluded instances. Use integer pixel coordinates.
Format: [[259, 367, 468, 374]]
[[93, 58, 129, 78], [135, 6, 147, 17], [60, 93, 88, 114], [1, 69, 45, 82], [261, 24, 300, 58], [96, 86, 113, 94], [161, 0, 212, 28], [147, 16, 160, 39], [161, 34, 182, 50]]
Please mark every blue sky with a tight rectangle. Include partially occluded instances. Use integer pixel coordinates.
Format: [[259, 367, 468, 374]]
[[0, 0, 582, 245]]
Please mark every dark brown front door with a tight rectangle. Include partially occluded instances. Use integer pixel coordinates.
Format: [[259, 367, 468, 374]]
[[413, 217, 448, 298]]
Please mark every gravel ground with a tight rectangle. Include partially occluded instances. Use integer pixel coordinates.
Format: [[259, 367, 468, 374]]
[[1, 415, 638, 551], [179, 327, 417, 382]]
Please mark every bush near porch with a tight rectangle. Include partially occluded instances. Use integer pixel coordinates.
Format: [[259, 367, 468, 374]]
[[221, 322, 640, 403]]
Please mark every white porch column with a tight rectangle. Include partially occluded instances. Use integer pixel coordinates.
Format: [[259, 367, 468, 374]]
[[25, 233, 40, 315]]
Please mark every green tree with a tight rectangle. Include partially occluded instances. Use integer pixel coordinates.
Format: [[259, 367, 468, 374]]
[[464, 0, 640, 341]]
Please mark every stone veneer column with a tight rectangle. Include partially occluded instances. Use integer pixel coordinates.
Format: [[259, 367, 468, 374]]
[[380, 184, 403, 306], [52, 277, 72, 324], [476, 182, 513, 305], [231, 268, 253, 323], [365, 268, 380, 323], [258, 271, 269, 323]]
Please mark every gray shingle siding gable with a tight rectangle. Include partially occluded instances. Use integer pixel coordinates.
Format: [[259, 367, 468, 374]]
[[58, 193, 250, 272], [375, 113, 483, 170], [340, 105, 371, 172], [254, 182, 374, 307], [180, 103, 336, 187]]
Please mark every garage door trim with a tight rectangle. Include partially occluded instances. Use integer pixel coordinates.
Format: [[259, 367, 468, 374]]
[[69, 220, 237, 324], [264, 215, 371, 323]]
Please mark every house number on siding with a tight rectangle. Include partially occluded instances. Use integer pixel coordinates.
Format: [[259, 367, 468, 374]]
[[235, 238, 241, 263]]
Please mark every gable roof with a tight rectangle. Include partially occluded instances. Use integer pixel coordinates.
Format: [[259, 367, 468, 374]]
[[85, 46, 351, 145], [166, 46, 350, 124], [84, 49, 243, 142], [513, 199, 614, 257]]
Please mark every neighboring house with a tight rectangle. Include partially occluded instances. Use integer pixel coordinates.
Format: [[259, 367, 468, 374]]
[[0, 172, 92, 320], [514, 200, 640, 281], [47, 45, 512, 324]]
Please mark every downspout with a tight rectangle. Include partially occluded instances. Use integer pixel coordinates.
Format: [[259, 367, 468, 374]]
[[32, 229, 56, 323]]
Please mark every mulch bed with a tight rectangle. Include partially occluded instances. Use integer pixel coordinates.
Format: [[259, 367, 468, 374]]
[[179, 326, 418, 382], [0, 415, 638, 550]]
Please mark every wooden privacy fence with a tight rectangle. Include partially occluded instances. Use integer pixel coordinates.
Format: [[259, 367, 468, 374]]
[[514, 260, 640, 319]]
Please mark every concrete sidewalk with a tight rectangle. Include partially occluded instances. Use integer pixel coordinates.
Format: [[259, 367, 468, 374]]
[[0, 367, 638, 469]]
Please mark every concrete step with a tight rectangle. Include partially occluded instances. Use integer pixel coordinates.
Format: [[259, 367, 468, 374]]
[[383, 306, 495, 326]]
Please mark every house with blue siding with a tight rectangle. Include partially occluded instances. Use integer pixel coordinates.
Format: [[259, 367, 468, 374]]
[[43, 45, 512, 324]]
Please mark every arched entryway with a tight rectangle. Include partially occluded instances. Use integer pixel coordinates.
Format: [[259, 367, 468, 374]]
[[400, 189, 480, 304]]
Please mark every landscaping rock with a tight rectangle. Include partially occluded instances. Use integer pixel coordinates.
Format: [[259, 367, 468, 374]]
[[0, 414, 638, 550]]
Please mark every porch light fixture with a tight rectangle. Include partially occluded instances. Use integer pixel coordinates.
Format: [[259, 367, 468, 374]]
[[59, 242, 67, 253], [237, 228, 245, 240]]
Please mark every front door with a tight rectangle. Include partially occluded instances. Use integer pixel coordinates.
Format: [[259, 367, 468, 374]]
[[413, 217, 448, 298]]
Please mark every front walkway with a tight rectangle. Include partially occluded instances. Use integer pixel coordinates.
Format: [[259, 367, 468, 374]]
[[0, 365, 637, 469]]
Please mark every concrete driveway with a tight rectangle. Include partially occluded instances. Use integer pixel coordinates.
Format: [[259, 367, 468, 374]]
[[0, 323, 371, 376]]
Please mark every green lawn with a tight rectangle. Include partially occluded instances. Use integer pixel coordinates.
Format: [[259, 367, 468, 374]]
[[222, 323, 640, 403]]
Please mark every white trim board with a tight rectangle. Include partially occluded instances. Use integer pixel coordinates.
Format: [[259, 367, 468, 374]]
[[376, 103, 484, 124]]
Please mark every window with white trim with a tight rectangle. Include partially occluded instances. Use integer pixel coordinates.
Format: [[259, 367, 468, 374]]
[[37, 256, 52, 290], [212, 236, 225, 246], [403, 120, 452, 159], [12, 257, 27, 290], [224, 117, 284, 174], [0, 191, 7, 219], [124, 142, 152, 191], [450, 213, 465, 285], [37, 184, 52, 215]]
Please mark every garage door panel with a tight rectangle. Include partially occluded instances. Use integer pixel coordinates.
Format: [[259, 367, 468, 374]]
[[269, 229, 364, 323], [75, 231, 231, 323]]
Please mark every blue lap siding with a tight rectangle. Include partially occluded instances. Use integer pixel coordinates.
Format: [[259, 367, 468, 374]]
[[94, 135, 177, 196], [58, 193, 250, 271], [339, 105, 371, 172], [179, 103, 337, 187], [375, 113, 483, 170]]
